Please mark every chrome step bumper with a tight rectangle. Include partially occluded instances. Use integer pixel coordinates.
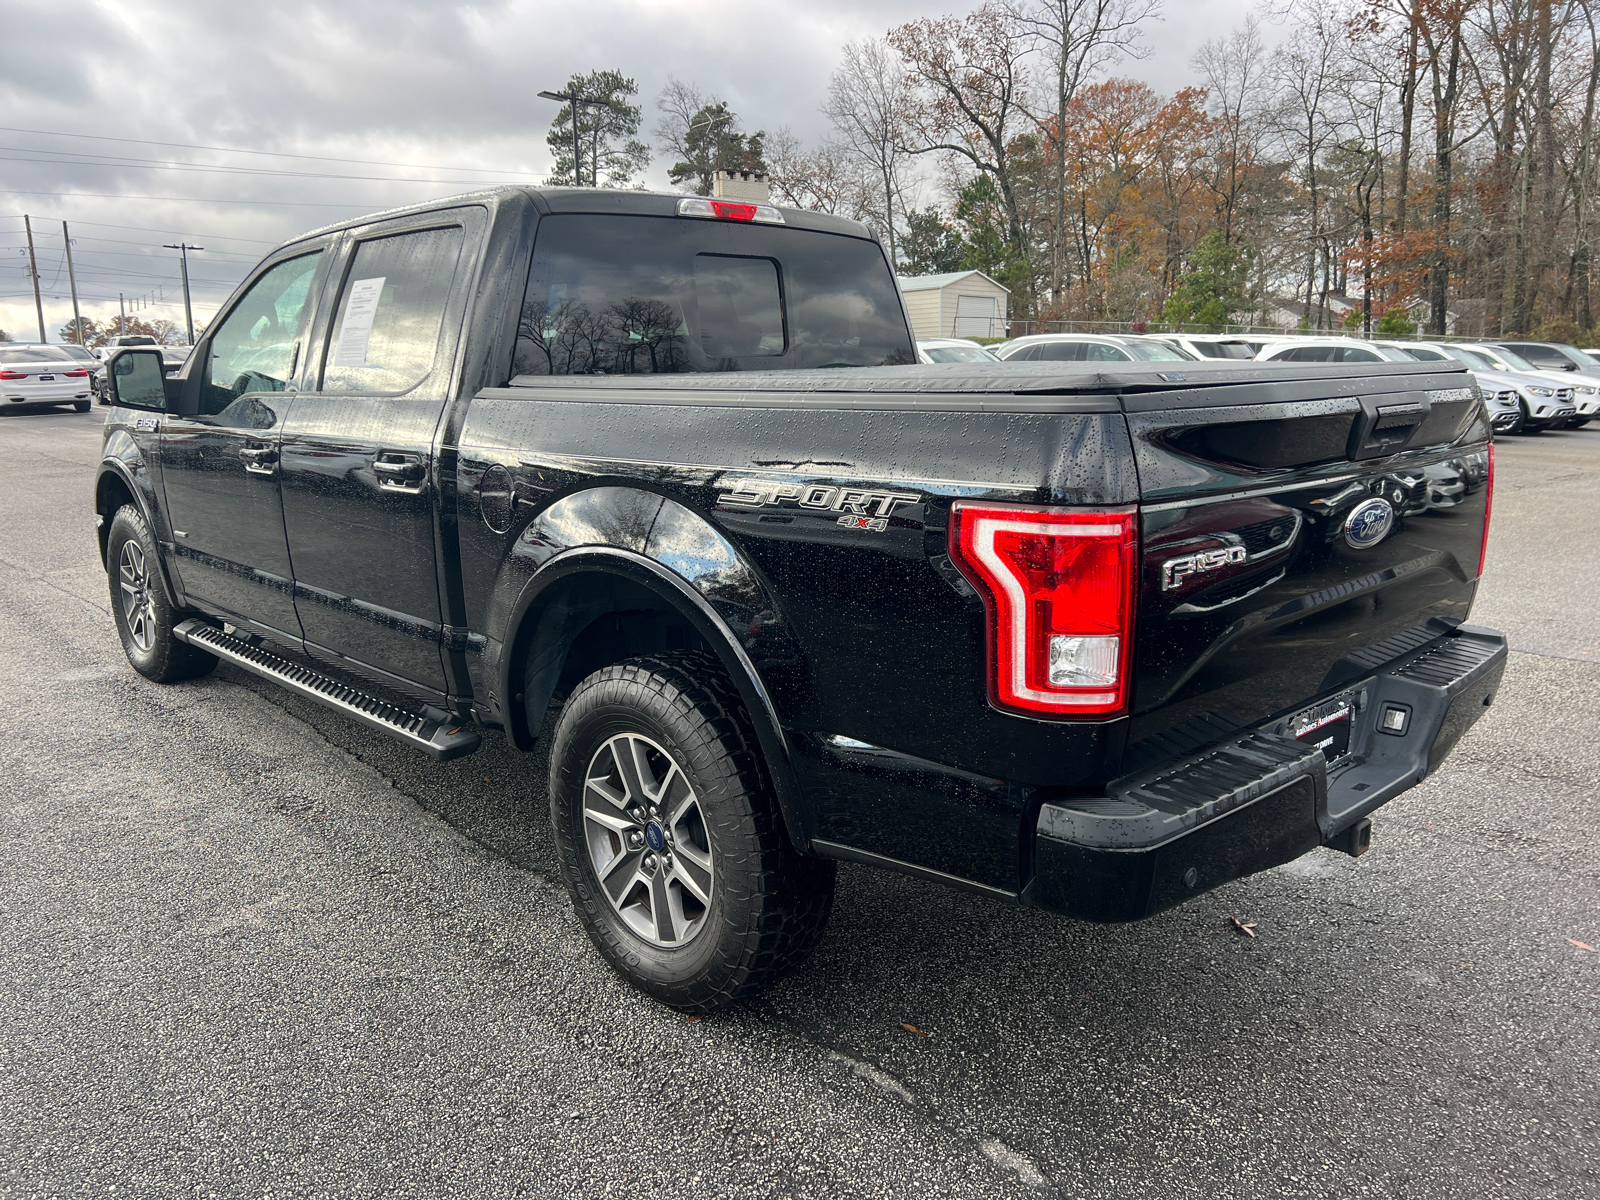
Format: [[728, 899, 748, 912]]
[[173, 619, 481, 761]]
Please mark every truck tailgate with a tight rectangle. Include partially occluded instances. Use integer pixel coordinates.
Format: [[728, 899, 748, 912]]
[[1121, 363, 1491, 756]]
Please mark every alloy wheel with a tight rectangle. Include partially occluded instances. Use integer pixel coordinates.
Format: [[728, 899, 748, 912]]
[[582, 732, 714, 947], [117, 539, 157, 653]]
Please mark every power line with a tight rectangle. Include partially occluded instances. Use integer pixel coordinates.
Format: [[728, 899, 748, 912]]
[[0, 125, 547, 177], [0, 214, 279, 244], [0, 148, 511, 187], [0, 188, 379, 208]]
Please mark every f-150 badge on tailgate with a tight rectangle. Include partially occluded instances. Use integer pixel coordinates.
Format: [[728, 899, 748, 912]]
[[1162, 545, 1247, 590], [718, 479, 919, 532]]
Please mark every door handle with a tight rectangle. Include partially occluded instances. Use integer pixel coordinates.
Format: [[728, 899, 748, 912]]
[[239, 444, 279, 476], [373, 451, 426, 492]]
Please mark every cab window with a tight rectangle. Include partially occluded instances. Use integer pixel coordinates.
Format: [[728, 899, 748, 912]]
[[200, 251, 322, 416], [322, 225, 465, 394]]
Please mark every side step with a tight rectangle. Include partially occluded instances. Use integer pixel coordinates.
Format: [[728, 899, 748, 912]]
[[173, 619, 481, 761]]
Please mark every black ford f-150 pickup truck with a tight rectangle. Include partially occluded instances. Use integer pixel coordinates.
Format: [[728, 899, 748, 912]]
[[95, 187, 1506, 1012]]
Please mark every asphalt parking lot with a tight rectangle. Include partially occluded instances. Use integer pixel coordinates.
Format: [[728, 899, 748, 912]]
[[1, 406, 1596, 1200]]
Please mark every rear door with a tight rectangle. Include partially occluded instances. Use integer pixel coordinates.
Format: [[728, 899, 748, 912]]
[[157, 247, 331, 637], [276, 208, 481, 700], [1124, 363, 1490, 756]]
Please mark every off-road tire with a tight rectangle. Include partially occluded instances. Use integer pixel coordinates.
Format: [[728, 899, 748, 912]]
[[549, 651, 835, 1012], [106, 505, 218, 683]]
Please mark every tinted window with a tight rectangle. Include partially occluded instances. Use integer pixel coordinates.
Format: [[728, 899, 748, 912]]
[[201, 251, 322, 415], [2, 346, 72, 363], [1034, 342, 1083, 361], [1402, 347, 1449, 360], [324, 225, 464, 394], [60, 346, 97, 362], [1507, 344, 1572, 370], [693, 255, 783, 358], [515, 214, 912, 375]]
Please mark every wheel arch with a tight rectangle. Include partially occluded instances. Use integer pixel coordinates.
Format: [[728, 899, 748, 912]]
[[95, 458, 181, 608], [494, 488, 811, 848]]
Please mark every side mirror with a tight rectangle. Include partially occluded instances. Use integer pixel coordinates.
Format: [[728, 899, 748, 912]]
[[106, 348, 168, 410]]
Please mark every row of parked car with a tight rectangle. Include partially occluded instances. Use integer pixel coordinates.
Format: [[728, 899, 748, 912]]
[[915, 333, 1600, 436], [0, 337, 192, 413]]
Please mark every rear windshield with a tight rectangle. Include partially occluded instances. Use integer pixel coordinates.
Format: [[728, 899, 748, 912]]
[[3, 346, 71, 363], [514, 214, 913, 375]]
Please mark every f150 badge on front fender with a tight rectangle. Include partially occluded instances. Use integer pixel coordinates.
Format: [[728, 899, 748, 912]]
[[718, 479, 920, 533]]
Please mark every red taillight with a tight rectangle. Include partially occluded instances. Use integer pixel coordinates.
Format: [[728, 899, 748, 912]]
[[0, 370, 26, 380], [65, 368, 89, 378], [949, 502, 1139, 718], [1478, 442, 1494, 578]]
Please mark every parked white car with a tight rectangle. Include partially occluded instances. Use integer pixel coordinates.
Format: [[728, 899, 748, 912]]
[[0, 344, 95, 412], [1381, 342, 1572, 434]]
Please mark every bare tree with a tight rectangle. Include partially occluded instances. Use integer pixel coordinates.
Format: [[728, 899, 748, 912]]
[[1011, 0, 1161, 302], [890, 5, 1037, 303], [822, 38, 915, 264], [766, 128, 883, 223], [1194, 18, 1266, 244]]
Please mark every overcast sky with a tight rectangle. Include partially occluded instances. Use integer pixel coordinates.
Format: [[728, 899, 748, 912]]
[[0, 0, 1262, 340]]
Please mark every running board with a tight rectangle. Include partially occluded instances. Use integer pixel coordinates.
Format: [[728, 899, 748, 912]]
[[173, 619, 481, 761]]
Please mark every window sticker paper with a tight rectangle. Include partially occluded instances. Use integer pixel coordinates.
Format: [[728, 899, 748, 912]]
[[332, 277, 386, 368]]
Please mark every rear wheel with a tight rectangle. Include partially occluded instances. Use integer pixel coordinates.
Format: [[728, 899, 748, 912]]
[[549, 651, 835, 1012], [106, 505, 217, 683]]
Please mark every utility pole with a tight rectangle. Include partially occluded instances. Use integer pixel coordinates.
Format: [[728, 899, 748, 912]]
[[23, 215, 46, 342], [163, 243, 203, 343], [119, 293, 127, 336], [61, 221, 83, 344], [538, 88, 610, 186]]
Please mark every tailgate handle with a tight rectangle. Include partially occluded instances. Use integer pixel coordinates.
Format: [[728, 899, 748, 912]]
[[1348, 396, 1430, 460]]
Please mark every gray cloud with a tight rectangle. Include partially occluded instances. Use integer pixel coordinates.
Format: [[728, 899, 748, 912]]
[[0, 0, 1251, 337]]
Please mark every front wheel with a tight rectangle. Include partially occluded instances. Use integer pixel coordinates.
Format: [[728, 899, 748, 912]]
[[105, 505, 217, 683], [549, 651, 835, 1012]]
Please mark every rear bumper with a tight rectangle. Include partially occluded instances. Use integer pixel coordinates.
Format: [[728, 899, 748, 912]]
[[1029, 624, 1507, 922]]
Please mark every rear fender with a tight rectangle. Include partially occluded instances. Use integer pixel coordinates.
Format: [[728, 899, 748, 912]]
[[493, 487, 811, 846]]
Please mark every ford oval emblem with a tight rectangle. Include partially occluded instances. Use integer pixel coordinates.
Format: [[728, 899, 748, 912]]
[[1343, 497, 1395, 549]]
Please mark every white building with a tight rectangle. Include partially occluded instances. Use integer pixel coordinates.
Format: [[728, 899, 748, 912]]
[[896, 271, 1010, 340]]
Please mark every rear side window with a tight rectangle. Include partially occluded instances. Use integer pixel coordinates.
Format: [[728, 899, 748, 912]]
[[323, 225, 464, 394], [1508, 344, 1573, 370], [514, 214, 912, 375], [1035, 342, 1083, 361], [1403, 347, 1449, 361], [1341, 347, 1382, 362], [1126, 342, 1189, 361]]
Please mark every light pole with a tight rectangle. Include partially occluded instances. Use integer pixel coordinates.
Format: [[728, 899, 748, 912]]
[[163, 243, 204, 344], [538, 89, 610, 187]]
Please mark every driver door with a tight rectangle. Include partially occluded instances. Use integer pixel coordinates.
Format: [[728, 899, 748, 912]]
[[157, 245, 334, 640]]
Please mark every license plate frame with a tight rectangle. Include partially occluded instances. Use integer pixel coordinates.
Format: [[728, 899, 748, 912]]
[[1293, 702, 1353, 762]]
